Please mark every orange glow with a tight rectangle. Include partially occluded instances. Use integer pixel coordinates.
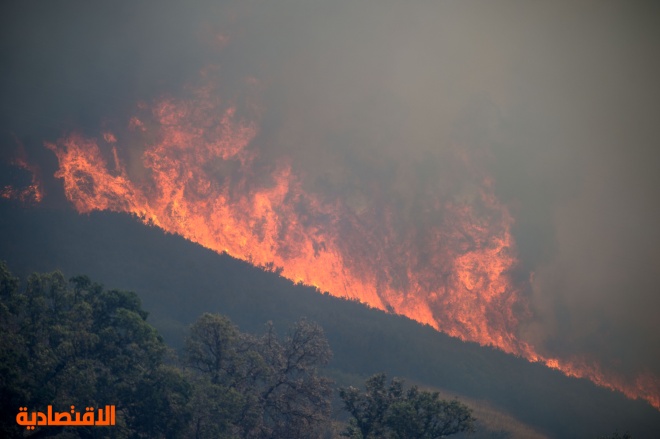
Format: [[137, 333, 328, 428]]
[[46, 82, 660, 411], [1, 144, 44, 204]]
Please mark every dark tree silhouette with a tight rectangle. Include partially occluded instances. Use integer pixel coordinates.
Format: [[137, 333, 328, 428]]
[[340, 373, 475, 439], [184, 313, 333, 438], [0, 263, 191, 438]]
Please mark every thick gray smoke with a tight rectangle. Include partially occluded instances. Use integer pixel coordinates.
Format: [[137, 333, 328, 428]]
[[2, 0, 660, 389]]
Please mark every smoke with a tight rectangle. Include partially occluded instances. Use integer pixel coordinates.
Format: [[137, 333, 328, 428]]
[[3, 0, 660, 405], [484, 2, 660, 383]]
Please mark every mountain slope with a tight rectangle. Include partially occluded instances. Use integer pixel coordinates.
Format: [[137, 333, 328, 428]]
[[1, 202, 659, 438]]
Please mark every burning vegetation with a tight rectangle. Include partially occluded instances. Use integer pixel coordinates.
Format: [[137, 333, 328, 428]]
[[45, 77, 660, 411]]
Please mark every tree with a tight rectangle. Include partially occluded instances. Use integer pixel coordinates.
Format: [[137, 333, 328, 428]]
[[183, 314, 258, 438], [386, 387, 475, 439], [0, 263, 335, 439], [183, 313, 333, 439], [0, 263, 191, 438], [339, 374, 404, 439], [340, 373, 475, 439], [257, 319, 333, 439], [184, 313, 243, 386]]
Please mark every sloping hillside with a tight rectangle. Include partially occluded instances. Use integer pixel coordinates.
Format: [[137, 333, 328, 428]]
[[1, 203, 658, 438]]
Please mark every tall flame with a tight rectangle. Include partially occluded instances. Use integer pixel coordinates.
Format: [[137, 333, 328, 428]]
[[46, 81, 660, 410]]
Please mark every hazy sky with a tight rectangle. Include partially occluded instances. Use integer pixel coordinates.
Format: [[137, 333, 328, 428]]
[[2, 0, 660, 397]]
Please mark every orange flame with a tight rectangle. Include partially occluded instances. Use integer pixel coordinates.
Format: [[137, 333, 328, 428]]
[[1, 142, 44, 204], [46, 81, 660, 410]]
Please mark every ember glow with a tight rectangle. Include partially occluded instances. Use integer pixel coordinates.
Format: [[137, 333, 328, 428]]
[[1, 146, 44, 204], [46, 80, 660, 410]]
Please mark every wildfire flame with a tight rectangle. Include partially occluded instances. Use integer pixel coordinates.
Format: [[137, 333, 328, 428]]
[[1, 143, 44, 204], [46, 80, 660, 410]]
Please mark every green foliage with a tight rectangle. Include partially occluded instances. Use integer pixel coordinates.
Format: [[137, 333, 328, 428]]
[[340, 373, 475, 439], [0, 263, 337, 438], [183, 314, 333, 439], [0, 260, 510, 439], [0, 262, 190, 438]]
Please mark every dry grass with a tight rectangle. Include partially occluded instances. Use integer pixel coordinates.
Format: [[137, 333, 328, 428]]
[[430, 387, 550, 439]]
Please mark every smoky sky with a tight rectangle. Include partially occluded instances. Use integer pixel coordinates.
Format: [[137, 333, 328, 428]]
[[2, 0, 660, 386]]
